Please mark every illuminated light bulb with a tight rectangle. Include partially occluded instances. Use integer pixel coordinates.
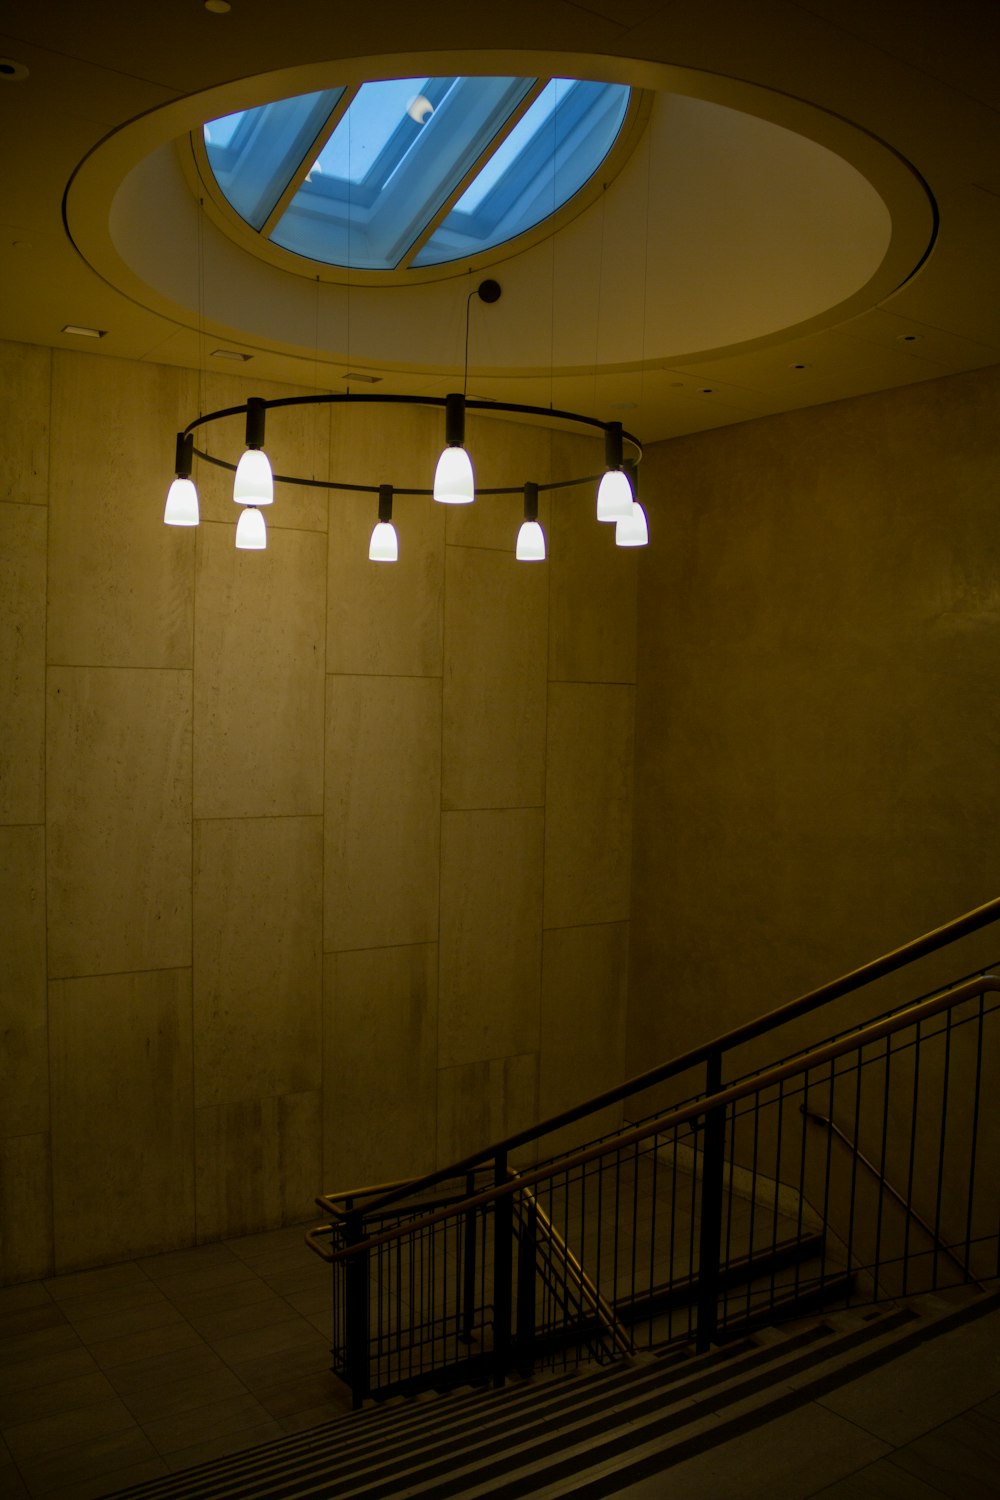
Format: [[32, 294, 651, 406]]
[[516, 519, 546, 561], [233, 447, 273, 505], [235, 505, 266, 550], [433, 444, 474, 503], [164, 476, 199, 526], [434, 393, 475, 503], [369, 521, 398, 562], [615, 501, 649, 547], [596, 467, 634, 522]]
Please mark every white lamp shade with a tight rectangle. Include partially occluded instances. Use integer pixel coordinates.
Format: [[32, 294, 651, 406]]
[[615, 501, 649, 547], [368, 521, 399, 562], [233, 447, 273, 505], [164, 476, 199, 526], [235, 505, 267, 549], [596, 467, 634, 522], [516, 519, 546, 561], [433, 444, 474, 503]]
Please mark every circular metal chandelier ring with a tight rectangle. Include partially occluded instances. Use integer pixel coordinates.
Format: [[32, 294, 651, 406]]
[[183, 391, 643, 498]]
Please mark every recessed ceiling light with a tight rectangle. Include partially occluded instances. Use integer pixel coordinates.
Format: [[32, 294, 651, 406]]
[[343, 372, 381, 384], [204, 0, 231, 12], [0, 59, 29, 82], [211, 348, 252, 361], [789, 361, 811, 370], [62, 324, 106, 338], [699, 388, 716, 395], [896, 332, 923, 343]]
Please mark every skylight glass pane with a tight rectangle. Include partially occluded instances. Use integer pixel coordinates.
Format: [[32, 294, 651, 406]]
[[317, 78, 433, 184], [269, 76, 535, 270], [412, 81, 630, 267], [455, 80, 564, 214], [204, 89, 344, 230]]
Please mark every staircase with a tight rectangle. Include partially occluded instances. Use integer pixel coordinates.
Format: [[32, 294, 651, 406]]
[[103, 903, 1000, 1495], [106, 1285, 999, 1498]]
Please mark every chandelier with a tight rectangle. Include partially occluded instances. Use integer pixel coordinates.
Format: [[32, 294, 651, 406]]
[[164, 282, 649, 559]]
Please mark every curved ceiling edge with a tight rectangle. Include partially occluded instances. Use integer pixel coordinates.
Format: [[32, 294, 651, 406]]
[[64, 49, 936, 380]]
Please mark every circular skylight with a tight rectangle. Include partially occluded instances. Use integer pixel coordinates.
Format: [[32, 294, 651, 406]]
[[201, 76, 631, 272]]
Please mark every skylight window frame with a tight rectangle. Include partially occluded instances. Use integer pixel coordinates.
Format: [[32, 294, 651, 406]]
[[412, 79, 632, 267], [188, 77, 649, 286], [258, 87, 359, 237], [317, 76, 457, 204], [430, 82, 623, 243], [269, 75, 541, 271], [202, 88, 347, 231], [396, 78, 548, 268]]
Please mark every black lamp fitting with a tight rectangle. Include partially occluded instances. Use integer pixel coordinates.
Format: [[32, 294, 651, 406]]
[[245, 396, 267, 451], [444, 392, 466, 448], [604, 421, 624, 471], [174, 431, 194, 479]]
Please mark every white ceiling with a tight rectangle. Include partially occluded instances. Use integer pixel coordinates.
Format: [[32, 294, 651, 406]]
[[2, 0, 999, 444]]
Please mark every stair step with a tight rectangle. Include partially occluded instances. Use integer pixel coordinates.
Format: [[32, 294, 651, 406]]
[[107, 1290, 999, 1500]]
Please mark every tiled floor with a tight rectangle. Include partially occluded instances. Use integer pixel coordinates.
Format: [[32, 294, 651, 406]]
[[3, 1229, 999, 1500], [0, 1224, 350, 1499], [614, 1301, 1000, 1499]]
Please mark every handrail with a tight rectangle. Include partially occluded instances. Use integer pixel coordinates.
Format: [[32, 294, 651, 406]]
[[305, 1224, 334, 1262], [801, 1106, 986, 1290], [348, 899, 1000, 1219], [319, 974, 1000, 1264], [317, 1177, 425, 1212], [512, 1173, 634, 1359]]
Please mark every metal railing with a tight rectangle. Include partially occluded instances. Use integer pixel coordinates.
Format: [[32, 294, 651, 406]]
[[309, 902, 1000, 1404]]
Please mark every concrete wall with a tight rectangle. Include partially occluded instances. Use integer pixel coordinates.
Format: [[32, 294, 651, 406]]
[[629, 361, 1000, 1082], [0, 339, 636, 1280]]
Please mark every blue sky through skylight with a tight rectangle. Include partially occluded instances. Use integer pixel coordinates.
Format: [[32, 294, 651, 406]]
[[315, 78, 433, 183], [453, 79, 567, 214], [203, 76, 631, 269]]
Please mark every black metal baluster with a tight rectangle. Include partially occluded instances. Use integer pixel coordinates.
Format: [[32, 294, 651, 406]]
[[745, 1095, 759, 1324], [647, 1129, 659, 1349], [845, 1051, 863, 1304], [344, 1209, 370, 1410], [872, 1035, 892, 1298], [769, 1080, 784, 1311], [903, 1021, 921, 1296], [933, 1011, 953, 1289], [493, 1150, 512, 1388], [963, 993, 985, 1282], [629, 1139, 639, 1337], [695, 1047, 725, 1353], [461, 1170, 477, 1345], [795, 1070, 810, 1305], [820, 1059, 835, 1294], [611, 1147, 622, 1341], [516, 1195, 537, 1378], [722, 1091, 737, 1330]]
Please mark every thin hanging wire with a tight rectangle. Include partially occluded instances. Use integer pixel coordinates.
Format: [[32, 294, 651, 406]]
[[548, 81, 559, 490], [548, 82, 559, 415], [592, 183, 608, 424], [196, 196, 206, 421], [346, 103, 352, 393], [638, 117, 654, 468], [463, 283, 477, 400], [312, 273, 321, 480]]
